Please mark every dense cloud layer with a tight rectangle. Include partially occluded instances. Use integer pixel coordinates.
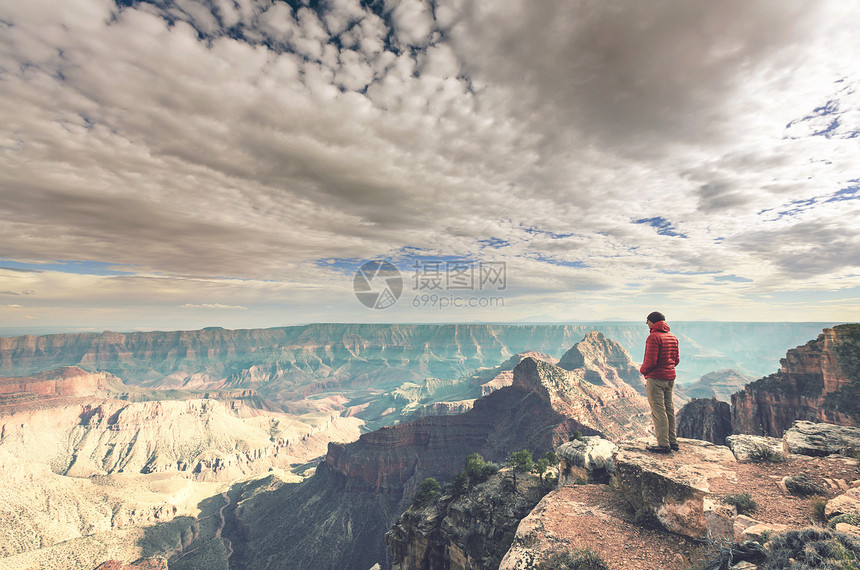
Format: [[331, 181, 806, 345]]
[[0, 0, 858, 327]]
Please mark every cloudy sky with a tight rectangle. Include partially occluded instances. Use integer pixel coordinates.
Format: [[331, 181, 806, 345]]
[[1, 0, 859, 332]]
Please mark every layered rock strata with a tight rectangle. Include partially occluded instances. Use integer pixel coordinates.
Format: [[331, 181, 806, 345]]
[[231, 334, 650, 570], [732, 324, 860, 437]]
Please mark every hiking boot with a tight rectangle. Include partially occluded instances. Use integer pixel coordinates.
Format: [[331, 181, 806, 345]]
[[670, 443, 680, 451], [645, 445, 671, 454]]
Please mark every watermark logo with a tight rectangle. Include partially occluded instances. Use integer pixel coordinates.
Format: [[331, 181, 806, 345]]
[[353, 260, 403, 309], [354, 259, 506, 310]]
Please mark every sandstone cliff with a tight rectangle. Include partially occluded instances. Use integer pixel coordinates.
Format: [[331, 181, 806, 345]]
[[386, 470, 548, 570], [732, 324, 860, 437], [676, 397, 733, 445], [228, 333, 650, 570]]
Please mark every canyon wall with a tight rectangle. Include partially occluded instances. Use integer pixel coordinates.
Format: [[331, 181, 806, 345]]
[[732, 324, 860, 437], [0, 323, 834, 397], [229, 334, 649, 570]]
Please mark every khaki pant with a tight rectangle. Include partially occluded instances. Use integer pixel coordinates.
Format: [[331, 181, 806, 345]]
[[646, 378, 677, 448]]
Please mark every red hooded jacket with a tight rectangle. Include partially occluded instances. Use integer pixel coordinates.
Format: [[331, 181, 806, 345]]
[[639, 321, 680, 381]]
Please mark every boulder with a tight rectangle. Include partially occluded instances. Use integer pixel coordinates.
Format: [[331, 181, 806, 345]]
[[825, 487, 860, 519], [556, 436, 617, 484], [739, 523, 789, 543], [612, 438, 737, 539], [733, 514, 762, 541], [834, 522, 860, 539], [726, 435, 785, 462], [783, 421, 860, 457]]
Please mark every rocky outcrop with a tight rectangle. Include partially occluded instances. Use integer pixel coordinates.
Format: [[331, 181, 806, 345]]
[[676, 398, 732, 445], [612, 438, 738, 540], [0, 366, 118, 398], [732, 324, 860, 437], [386, 470, 547, 570], [725, 434, 785, 462], [0, 388, 363, 482], [782, 420, 860, 457], [556, 437, 617, 484], [685, 369, 751, 401]]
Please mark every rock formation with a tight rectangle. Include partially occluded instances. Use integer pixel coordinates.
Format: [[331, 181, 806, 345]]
[[732, 324, 860, 437], [386, 470, 547, 570], [676, 397, 733, 445], [613, 439, 738, 540], [684, 369, 751, 401], [782, 420, 860, 457], [498, 421, 860, 569], [556, 436, 617, 484], [229, 333, 650, 570], [557, 331, 647, 395]]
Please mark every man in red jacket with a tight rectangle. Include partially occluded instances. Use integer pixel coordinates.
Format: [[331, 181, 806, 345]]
[[640, 311, 680, 453]]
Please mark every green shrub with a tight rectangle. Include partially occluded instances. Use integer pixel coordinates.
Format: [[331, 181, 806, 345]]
[[761, 527, 860, 569], [464, 453, 498, 485], [831, 513, 860, 528], [412, 477, 441, 507], [569, 431, 584, 442], [785, 474, 827, 497], [507, 450, 535, 486], [724, 493, 758, 515], [537, 547, 610, 570]]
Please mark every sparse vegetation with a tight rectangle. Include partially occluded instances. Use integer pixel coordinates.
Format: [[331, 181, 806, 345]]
[[831, 514, 860, 528], [723, 493, 758, 515], [532, 451, 559, 487], [464, 453, 499, 485], [690, 538, 766, 570], [569, 431, 584, 442], [537, 547, 610, 570], [785, 474, 827, 497], [811, 496, 829, 523], [412, 477, 441, 507], [747, 445, 786, 463], [760, 527, 860, 569]]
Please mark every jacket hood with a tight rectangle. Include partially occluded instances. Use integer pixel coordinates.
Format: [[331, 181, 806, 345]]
[[649, 320, 671, 333]]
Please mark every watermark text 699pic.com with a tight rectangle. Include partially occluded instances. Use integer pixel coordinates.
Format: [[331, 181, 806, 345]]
[[353, 259, 507, 310]]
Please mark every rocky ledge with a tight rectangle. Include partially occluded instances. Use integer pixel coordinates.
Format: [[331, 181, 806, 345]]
[[498, 421, 860, 569]]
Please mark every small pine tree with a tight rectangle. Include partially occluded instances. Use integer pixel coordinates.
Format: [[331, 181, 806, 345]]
[[507, 450, 535, 487]]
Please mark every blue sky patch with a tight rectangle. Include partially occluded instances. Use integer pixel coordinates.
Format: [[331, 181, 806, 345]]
[[714, 274, 753, 283], [633, 217, 687, 238], [478, 237, 510, 249]]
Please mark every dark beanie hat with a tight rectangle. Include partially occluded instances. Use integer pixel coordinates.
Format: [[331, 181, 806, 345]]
[[647, 311, 665, 323]]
